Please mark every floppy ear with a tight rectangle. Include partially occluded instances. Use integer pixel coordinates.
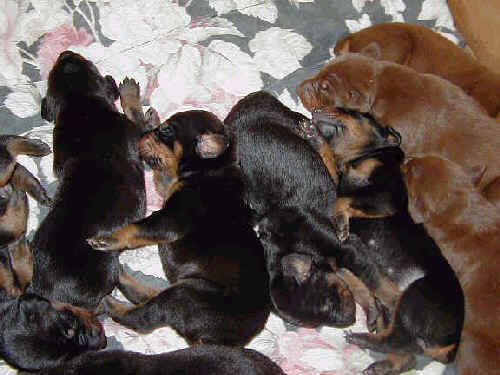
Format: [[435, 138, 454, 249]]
[[195, 133, 228, 159], [40, 97, 54, 122], [359, 42, 382, 60]]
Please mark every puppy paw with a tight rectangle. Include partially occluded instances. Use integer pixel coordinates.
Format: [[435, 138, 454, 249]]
[[119, 77, 140, 101], [87, 236, 119, 251], [362, 361, 394, 375], [345, 331, 377, 350], [333, 214, 349, 242], [145, 107, 161, 130]]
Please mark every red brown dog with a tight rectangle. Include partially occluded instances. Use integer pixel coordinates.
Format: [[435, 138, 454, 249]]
[[333, 22, 500, 119], [403, 155, 500, 375], [297, 52, 500, 206]]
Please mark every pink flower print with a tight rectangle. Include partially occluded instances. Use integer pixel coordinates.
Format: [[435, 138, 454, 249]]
[[38, 24, 94, 78]]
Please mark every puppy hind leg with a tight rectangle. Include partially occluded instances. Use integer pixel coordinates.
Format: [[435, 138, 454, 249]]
[[117, 265, 162, 305]]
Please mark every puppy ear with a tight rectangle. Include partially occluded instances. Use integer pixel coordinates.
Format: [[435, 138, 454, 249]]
[[359, 42, 382, 60], [40, 97, 54, 122], [105, 75, 120, 101], [195, 133, 228, 159]]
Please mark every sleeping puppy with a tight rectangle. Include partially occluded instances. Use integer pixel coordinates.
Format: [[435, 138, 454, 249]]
[[33, 51, 158, 311], [0, 135, 51, 298], [87, 108, 270, 346], [333, 22, 500, 118], [224, 91, 359, 328], [301, 109, 464, 375], [404, 155, 500, 375], [297, 52, 500, 206], [0, 293, 106, 372], [18, 345, 286, 375]]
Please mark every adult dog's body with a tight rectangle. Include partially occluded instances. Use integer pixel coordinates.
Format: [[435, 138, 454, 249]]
[[404, 156, 500, 375], [33, 51, 154, 310], [333, 22, 500, 118], [298, 53, 500, 205]]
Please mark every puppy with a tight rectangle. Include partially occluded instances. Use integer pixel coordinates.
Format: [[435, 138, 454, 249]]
[[297, 52, 500, 206], [448, 0, 500, 77], [18, 345, 286, 375], [404, 155, 500, 375], [0, 293, 106, 372], [299, 109, 464, 375], [87, 106, 271, 346], [0, 135, 51, 298], [33, 51, 158, 311], [225, 91, 360, 328], [333, 22, 500, 118]]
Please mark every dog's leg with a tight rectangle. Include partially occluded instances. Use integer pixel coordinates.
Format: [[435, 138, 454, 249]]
[[117, 265, 162, 305], [337, 268, 381, 332], [87, 200, 198, 251], [10, 239, 33, 292], [361, 353, 416, 375], [11, 164, 52, 207], [119, 77, 155, 132]]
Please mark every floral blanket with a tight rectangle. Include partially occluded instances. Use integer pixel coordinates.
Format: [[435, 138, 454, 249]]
[[1, 1, 462, 374]]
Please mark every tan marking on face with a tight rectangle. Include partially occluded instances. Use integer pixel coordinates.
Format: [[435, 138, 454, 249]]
[[139, 133, 179, 178], [332, 115, 376, 164], [317, 141, 339, 184]]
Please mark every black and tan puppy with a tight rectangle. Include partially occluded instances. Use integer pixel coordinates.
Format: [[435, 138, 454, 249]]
[[0, 135, 51, 299], [87, 107, 270, 346], [224, 91, 359, 328], [19, 345, 286, 375], [0, 293, 106, 372], [303, 109, 464, 375], [32, 51, 158, 311]]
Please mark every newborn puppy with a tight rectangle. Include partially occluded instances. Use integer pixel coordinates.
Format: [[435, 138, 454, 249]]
[[88, 108, 270, 346], [404, 156, 500, 375], [225, 91, 358, 328], [297, 52, 500, 206], [300, 109, 464, 375], [18, 345, 286, 375], [333, 22, 500, 118], [0, 293, 106, 372], [0, 135, 51, 298], [33, 51, 157, 311]]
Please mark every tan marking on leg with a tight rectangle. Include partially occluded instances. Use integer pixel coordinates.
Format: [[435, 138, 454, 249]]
[[385, 353, 416, 372], [373, 276, 401, 311], [337, 268, 375, 315], [0, 264, 22, 296], [424, 343, 457, 363], [10, 240, 33, 291], [118, 266, 162, 305]]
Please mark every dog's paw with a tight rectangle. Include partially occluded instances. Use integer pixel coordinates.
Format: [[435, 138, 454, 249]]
[[119, 77, 140, 101], [362, 361, 394, 375], [87, 236, 119, 251], [333, 214, 349, 242], [344, 331, 374, 349], [145, 107, 161, 130]]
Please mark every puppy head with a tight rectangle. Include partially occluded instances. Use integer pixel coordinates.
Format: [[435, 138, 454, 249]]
[[297, 54, 377, 114], [312, 107, 401, 164], [139, 110, 229, 198], [270, 254, 356, 328], [403, 156, 472, 224], [41, 50, 119, 122], [0, 294, 106, 371]]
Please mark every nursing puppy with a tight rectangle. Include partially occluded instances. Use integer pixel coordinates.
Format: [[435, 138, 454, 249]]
[[34, 51, 157, 311], [333, 22, 500, 118], [404, 156, 500, 375], [224, 91, 360, 328], [297, 52, 500, 206], [19, 345, 286, 375], [300, 109, 464, 375], [0, 135, 51, 298], [88, 107, 270, 346]]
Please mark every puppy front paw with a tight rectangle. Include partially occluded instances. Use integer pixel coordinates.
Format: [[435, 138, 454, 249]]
[[119, 77, 140, 101], [87, 236, 120, 251]]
